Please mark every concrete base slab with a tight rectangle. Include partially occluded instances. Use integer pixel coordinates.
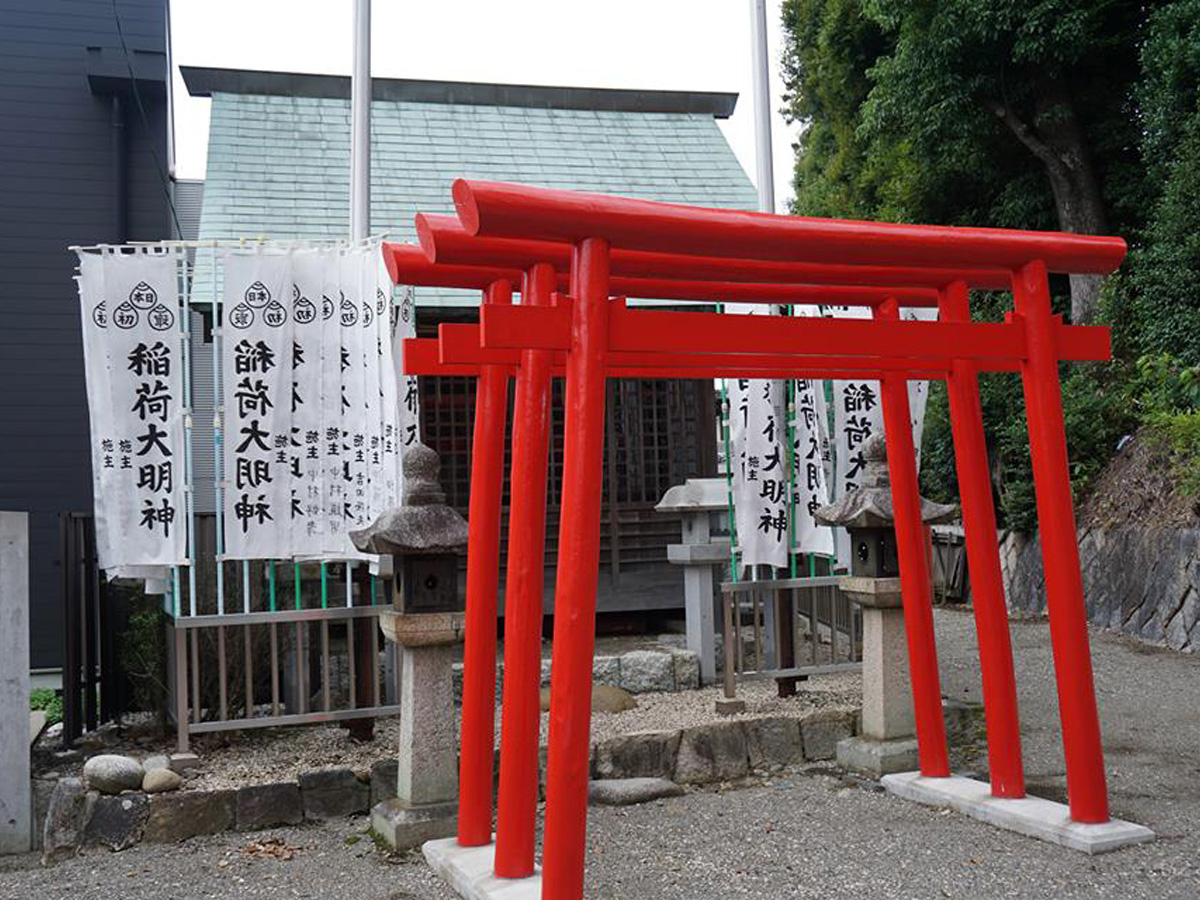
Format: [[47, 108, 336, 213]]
[[837, 736, 918, 777], [423, 837, 541, 900], [714, 698, 746, 716], [371, 799, 456, 851], [881, 772, 1155, 854]]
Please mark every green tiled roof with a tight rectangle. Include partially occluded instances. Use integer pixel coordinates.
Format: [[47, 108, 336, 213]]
[[195, 76, 757, 306]]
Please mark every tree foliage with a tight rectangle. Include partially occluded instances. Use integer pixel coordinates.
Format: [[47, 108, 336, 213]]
[[781, 0, 1200, 529]]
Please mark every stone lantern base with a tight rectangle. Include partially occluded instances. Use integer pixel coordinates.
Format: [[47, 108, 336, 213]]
[[371, 611, 464, 851], [835, 576, 919, 778]]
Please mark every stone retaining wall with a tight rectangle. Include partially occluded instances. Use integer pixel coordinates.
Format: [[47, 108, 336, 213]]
[[35, 705, 860, 862], [452, 647, 702, 700], [999, 527, 1200, 652]]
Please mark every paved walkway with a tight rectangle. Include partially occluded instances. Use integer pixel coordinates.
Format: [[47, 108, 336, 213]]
[[3, 609, 1197, 899]]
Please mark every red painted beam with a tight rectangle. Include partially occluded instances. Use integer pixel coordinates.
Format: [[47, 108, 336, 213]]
[[452, 180, 1127, 274], [418, 212, 1014, 291], [477, 304, 1112, 365], [391, 239, 939, 307]]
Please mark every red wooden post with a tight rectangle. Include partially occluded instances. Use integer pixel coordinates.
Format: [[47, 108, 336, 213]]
[[873, 298, 950, 777], [542, 239, 611, 900], [1012, 261, 1109, 823], [457, 278, 514, 846], [941, 280, 1025, 798], [494, 263, 556, 877]]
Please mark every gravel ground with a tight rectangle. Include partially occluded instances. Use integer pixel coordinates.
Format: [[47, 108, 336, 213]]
[[0, 816, 456, 900], [9, 609, 1198, 899]]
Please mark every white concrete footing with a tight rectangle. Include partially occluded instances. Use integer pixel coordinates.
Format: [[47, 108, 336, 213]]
[[881, 772, 1155, 854], [423, 837, 542, 900]]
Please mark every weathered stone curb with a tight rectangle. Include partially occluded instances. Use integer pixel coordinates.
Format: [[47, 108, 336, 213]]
[[588, 707, 861, 787]]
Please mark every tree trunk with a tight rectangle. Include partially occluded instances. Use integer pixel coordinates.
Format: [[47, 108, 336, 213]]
[[988, 79, 1109, 324]]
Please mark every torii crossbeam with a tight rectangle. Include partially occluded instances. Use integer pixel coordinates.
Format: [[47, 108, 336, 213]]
[[397, 182, 1127, 898]]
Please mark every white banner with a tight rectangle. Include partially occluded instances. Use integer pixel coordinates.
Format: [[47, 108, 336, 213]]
[[77, 250, 187, 572], [791, 305, 834, 558], [222, 250, 295, 560], [394, 284, 421, 481], [828, 304, 937, 567], [376, 251, 401, 510], [728, 304, 788, 573], [290, 248, 328, 557]]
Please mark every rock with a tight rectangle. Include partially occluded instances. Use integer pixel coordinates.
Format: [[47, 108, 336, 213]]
[[142, 754, 171, 772], [370, 759, 399, 807], [143, 790, 235, 843], [31, 777, 58, 851], [674, 722, 749, 784], [298, 768, 369, 820], [142, 769, 182, 793], [168, 752, 201, 773], [41, 778, 91, 865], [618, 650, 675, 694], [539, 658, 553, 687], [744, 717, 803, 769], [588, 777, 684, 806], [592, 684, 637, 713], [84, 793, 149, 851], [670, 651, 701, 691], [540, 683, 637, 713], [592, 656, 621, 687], [800, 709, 856, 761], [592, 730, 681, 781], [236, 783, 303, 831], [83, 754, 144, 795]]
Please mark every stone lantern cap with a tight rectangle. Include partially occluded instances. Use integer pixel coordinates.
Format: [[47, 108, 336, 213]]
[[813, 433, 958, 528], [349, 443, 469, 555]]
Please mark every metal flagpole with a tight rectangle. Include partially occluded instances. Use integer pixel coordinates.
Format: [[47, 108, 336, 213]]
[[350, 0, 371, 242], [749, 0, 775, 216]]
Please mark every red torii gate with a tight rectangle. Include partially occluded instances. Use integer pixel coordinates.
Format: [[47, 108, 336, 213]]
[[392, 185, 1123, 899]]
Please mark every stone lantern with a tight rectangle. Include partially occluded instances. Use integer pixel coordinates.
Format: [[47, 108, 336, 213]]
[[350, 442, 468, 850], [814, 433, 957, 776]]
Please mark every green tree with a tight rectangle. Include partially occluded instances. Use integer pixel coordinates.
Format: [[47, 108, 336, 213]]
[[783, 0, 1146, 323]]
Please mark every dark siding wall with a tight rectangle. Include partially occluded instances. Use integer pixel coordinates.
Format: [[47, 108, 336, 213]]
[[0, 0, 169, 668]]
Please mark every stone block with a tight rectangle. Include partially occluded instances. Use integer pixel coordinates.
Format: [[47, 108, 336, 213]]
[[592, 655, 621, 687], [236, 782, 303, 831], [670, 650, 701, 691], [424, 836, 542, 900], [143, 790, 235, 843], [744, 717, 803, 769], [371, 798, 457, 851], [800, 710, 856, 761], [674, 722, 749, 784], [588, 778, 684, 807], [539, 658, 553, 687], [836, 736, 919, 778], [30, 776, 57, 851], [398, 645, 458, 807], [592, 730, 680, 781], [618, 650, 675, 694], [84, 793, 149, 851], [298, 768, 369, 820], [41, 778, 91, 864], [370, 758, 399, 807]]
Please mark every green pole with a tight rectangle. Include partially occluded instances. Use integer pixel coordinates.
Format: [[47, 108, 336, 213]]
[[268, 561, 277, 613], [320, 562, 329, 609]]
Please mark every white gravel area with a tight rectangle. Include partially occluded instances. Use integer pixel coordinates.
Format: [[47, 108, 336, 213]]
[[553, 672, 861, 746], [36, 671, 861, 792]]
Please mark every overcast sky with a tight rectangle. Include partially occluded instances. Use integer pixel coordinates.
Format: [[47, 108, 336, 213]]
[[169, 0, 801, 212]]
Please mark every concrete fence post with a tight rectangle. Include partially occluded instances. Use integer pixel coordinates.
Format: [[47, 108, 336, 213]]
[[0, 511, 31, 854]]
